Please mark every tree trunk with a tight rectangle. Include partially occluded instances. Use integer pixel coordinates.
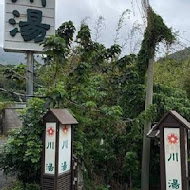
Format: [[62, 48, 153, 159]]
[[141, 57, 154, 190]]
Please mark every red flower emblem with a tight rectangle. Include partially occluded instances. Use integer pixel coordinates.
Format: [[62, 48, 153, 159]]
[[62, 125, 69, 134], [47, 127, 55, 136], [167, 133, 179, 145]]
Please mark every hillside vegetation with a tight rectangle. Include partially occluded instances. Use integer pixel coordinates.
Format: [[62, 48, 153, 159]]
[[0, 47, 25, 65], [154, 55, 190, 95], [167, 47, 190, 61]]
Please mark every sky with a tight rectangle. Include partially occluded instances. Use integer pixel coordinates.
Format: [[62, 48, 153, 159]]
[[0, 0, 190, 56]]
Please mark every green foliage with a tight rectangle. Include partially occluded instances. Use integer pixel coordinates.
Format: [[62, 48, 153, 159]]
[[43, 36, 68, 59], [0, 98, 47, 184], [45, 81, 68, 107], [154, 58, 190, 96], [154, 59, 184, 88], [154, 83, 190, 120], [96, 185, 109, 190], [3, 64, 26, 84], [106, 44, 121, 60], [137, 7, 175, 81], [0, 101, 13, 111], [0, 64, 22, 101], [1, 16, 190, 190], [76, 24, 91, 46], [40, 20, 190, 189], [123, 151, 139, 187], [56, 21, 76, 47], [3, 181, 40, 190]]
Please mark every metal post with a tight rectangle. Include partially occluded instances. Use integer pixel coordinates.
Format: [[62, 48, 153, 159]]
[[26, 51, 34, 98]]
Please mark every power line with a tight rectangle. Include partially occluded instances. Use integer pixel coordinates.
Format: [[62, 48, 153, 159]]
[[177, 35, 190, 46]]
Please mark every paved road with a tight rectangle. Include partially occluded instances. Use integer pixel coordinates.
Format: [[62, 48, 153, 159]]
[[0, 140, 15, 190]]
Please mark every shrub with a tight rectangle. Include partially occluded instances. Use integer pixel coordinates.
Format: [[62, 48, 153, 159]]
[[0, 98, 47, 184], [3, 181, 40, 190]]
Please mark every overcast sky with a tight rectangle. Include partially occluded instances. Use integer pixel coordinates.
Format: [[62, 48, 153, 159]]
[[0, 0, 190, 55]]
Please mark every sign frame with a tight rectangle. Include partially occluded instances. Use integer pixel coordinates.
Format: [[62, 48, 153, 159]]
[[42, 109, 78, 190], [157, 111, 189, 190], [4, 0, 55, 53]]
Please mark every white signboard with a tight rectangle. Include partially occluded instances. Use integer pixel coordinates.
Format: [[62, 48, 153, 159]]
[[4, 0, 55, 52], [58, 125, 71, 174], [45, 122, 56, 174], [164, 128, 182, 190]]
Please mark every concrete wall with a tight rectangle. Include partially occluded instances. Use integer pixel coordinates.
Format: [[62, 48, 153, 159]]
[[2, 103, 26, 134]]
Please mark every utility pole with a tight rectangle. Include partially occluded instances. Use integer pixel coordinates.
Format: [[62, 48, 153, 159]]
[[141, 57, 154, 190], [141, 1, 154, 190], [26, 51, 34, 99]]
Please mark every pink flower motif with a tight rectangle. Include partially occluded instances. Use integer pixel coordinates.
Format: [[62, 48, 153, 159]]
[[167, 133, 179, 145], [47, 127, 55, 136], [62, 125, 68, 134]]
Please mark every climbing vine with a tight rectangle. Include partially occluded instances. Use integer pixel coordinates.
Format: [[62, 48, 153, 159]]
[[137, 7, 175, 81]]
